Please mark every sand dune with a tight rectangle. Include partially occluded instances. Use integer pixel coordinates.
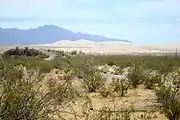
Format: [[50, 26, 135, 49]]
[[37, 39, 179, 55], [0, 39, 179, 55]]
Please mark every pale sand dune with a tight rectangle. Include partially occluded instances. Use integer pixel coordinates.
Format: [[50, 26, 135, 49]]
[[37, 39, 179, 55], [0, 40, 179, 55]]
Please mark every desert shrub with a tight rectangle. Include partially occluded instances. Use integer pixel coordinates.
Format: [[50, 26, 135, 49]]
[[0, 66, 52, 120], [46, 77, 80, 105], [144, 73, 162, 89], [0, 64, 80, 120], [73, 65, 84, 79], [100, 66, 109, 74], [2, 47, 48, 58], [58, 50, 66, 56], [99, 85, 111, 98], [89, 107, 131, 120], [136, 111, 158, 120], [71, 50, 77, 55], [127, 65, 145, 88], [45, 58, 80, 104], [156, 86, 180, 120], [38, 56, 73, 74], [158, 63, 175, 75], [82, 70, 105, 92], [76, 59, 105, 92], [155, 71, 180, 120], [110, 78, 129, 97], [107, 61, 115, 66], [114, 66, 124, 75], [38, 61, 60, 74], [79, 51, 85, 55], [82, 95, 93, 117], [0, 55, 58, 73]]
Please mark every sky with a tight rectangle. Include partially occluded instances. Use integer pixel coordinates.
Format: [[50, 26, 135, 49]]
[[0, 0, 180, 44]]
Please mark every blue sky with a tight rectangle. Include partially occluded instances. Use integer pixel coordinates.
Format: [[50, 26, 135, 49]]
[[0, 0, 180, 44]]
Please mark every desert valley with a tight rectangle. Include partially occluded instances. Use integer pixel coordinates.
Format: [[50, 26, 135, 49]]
[[0, 25, 180, 120]]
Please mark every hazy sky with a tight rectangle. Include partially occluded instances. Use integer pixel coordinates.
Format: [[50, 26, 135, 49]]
[[0, 0, 180, 44]]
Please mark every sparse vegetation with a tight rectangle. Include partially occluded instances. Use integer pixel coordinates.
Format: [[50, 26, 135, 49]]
[[0, 48, 180, 120]]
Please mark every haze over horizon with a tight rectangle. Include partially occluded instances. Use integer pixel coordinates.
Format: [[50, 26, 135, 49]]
[[0, 0, 180, 45]]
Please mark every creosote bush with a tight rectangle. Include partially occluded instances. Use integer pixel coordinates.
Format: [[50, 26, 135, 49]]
[[156, 86, 180, 120], [90, 107, 131, 120], [76, 59, 105, 92], [2, 47, 48, 58], [0, 66, 52, 120], [0, 65, 80, 120], [107, 61, 115, 66], [114, 66, 124, 75], [127, 65, 145, 88], [155, 71, 180, 120], [46, 77, 80, 105], [71, 50, 77, 55], [144, 73, 161, 89], [110, 78, 129, 97], [83, 69, 105, 92], [99, 85, 111, 98]]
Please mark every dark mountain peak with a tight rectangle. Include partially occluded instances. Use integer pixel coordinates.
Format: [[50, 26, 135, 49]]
[[0, 25, 131, 45], [38, 25, 61, 29], [36, 25, 73, 34]]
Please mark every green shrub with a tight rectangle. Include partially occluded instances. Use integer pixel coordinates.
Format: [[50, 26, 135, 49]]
[[99, 85, 111, 98], [46, 78, 80, 105], [114, 67, 124, 75], [127, 65, 145, 88], [110, 78, 129, 97], [77, 59, 105, 92], [0, 67, 51, 120], [71, 50, 77, 55], [144, 74, 161, 89], [0, 65, 80, 120], [107, 61, 115, 66], [154, 70, 180, 120], [155, 85, 180, 120], [90, 107, 131, 120], [82, 70, 105, 92]]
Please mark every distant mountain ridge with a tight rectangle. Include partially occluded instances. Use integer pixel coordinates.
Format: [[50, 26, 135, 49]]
[[0, 25, 131, 45]]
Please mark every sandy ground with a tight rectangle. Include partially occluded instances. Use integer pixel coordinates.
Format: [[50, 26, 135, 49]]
[[42, 69, 168, 120]]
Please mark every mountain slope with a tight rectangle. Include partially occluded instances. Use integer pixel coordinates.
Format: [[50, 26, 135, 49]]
[[0, 25, 131, 45]]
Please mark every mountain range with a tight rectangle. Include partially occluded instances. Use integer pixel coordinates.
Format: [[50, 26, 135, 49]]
[[0, 25, 131, 45]]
